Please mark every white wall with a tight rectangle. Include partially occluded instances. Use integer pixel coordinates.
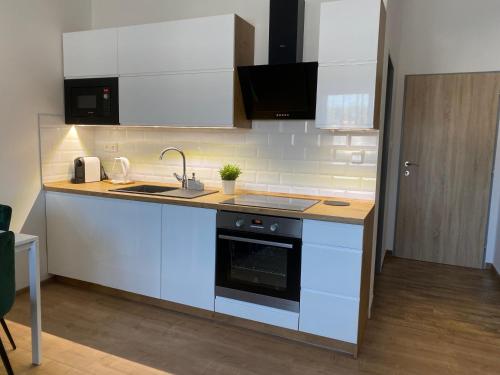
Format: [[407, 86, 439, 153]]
[[384, 0, 500, 265], [0, 0, 91, 289]]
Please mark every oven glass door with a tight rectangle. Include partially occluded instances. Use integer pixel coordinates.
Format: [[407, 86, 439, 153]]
[[216, 229, 301, 302]]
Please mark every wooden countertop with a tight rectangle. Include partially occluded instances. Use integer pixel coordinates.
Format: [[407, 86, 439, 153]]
[[44, 181, 375, 225]]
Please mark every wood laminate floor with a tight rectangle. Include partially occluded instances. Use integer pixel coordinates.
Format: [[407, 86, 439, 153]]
[[2, 256, 500, 375]]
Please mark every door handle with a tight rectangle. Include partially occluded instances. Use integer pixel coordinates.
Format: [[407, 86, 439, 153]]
[[404, 161, 419, 167]]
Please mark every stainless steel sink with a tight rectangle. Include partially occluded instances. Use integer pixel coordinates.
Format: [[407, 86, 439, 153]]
[[110, 185, 217, 199]]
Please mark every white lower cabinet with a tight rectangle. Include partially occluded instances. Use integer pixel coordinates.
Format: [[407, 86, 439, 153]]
[[215, 297, 299, 330], [161, 204, 216, 311], [299, 219, 365, 343], [299, 290, 359, 343], [46, 191, 368, 345], [46, 192, 162, 298]]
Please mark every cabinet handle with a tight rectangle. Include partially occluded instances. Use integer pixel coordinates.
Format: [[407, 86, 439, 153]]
[[218, 235, 293, 249]]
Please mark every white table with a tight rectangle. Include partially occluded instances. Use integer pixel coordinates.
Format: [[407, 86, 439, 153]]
[[0, 231, 41, 365]]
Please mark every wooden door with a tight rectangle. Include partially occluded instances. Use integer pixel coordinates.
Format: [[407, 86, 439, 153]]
[[396, 73, 500, 268]]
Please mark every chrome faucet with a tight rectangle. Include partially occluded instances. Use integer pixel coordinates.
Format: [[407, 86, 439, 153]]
[[159, 147, 187, 189]]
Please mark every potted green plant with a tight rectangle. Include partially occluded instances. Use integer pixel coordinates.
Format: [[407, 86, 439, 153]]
[[219, 164, 241, 195]]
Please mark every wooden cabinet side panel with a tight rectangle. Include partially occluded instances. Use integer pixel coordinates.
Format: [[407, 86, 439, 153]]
[[233, 15, 255, 129], [357, 210, 374, 350], [373, 0, 386, 130]]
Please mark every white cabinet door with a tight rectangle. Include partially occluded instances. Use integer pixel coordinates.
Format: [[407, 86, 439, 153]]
[[315, 64, 376, 129], [318, 0, 381, 64], [300, 289, 359, 343], [46, 192, 162, 298], [63, 29, 118, 78], [119, 72, 234, 126], [118, 15, 235, 75], [301, 244, 362, 297], [161, 205, 216, 311]]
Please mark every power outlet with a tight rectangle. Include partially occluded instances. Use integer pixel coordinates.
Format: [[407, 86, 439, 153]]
[[104, 143, 118, 153], [351, 151, 364, 164]]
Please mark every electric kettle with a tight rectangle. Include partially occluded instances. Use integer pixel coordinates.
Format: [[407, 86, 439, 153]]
[[111, 157, 133, 184]]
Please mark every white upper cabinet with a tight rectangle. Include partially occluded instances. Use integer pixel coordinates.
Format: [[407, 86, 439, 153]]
[[118, 15, 235, 75], [315, 64, 377, 129], [120, 72, 234, 127], [63, 28, 118, 78], [62, 15, 254, 128], [315, 0, 385, 129], [318, 0, 381, 64]]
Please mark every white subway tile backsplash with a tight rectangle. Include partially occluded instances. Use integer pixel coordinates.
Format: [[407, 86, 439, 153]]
[[292, 160, 319, 174], [319, 162, 348, 176], [268, 160, 294, 173], [256, 171, 281, 184], [332, 176, 362, 190], [334, 149, 353, 163], [40, 120, 379, 199], [279, 121, 307, 134], [364, 150, 378, 164], [293, 134, 320, 147], [361, 177, 377, 191], [350, 134, 379, 147], [305, 147, 333, 161], [39, 115, 95, 183], [269, 133, 293, 146], [345, 164, 378, 178], [333, 134, 349, 146]]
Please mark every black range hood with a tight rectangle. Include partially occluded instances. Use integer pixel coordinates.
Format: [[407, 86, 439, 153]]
[[238, 0, 318, 120]]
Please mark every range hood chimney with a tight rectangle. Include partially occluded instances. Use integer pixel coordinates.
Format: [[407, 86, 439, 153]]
[[268, 0, 305, 64], [237, 0, 317, 120]]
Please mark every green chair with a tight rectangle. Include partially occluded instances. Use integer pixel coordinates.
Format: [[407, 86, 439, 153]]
[[0, 204, 11, 231], [0, 231, 15, 375]]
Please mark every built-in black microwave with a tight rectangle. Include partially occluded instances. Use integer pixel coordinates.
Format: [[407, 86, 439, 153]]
[[64, 77, 119, 125]]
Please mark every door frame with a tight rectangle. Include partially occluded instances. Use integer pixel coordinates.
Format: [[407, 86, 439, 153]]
[[375, 55, 395, 273], [393, 72, 500, 268]]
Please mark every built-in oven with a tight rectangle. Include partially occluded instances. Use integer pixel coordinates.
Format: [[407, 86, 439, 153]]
[[64, 77, 119, 125], [216, 211, 302, 313]]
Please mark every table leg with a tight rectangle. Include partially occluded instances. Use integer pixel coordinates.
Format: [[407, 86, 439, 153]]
[[28, 239, 41, 365]]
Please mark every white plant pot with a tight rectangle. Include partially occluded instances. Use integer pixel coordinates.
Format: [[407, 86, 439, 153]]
[[222, 180, 236, 195]]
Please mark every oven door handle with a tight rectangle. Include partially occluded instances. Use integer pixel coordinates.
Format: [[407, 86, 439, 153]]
[[218, 234, 294, 249]]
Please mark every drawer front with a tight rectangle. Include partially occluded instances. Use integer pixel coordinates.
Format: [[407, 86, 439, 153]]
[[301, 244, 362, 297], [299, 289, 359, 344], [215, 297, 299, 330], [303, 219, 363, 250]]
